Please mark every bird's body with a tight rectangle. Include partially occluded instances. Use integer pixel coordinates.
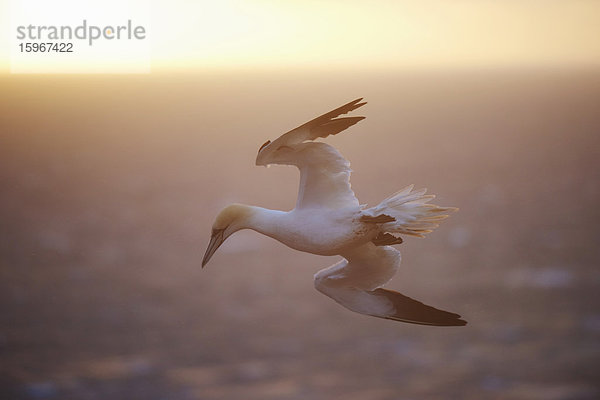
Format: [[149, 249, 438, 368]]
[[203, 98, 467, 326], [240, 205, 374, 256]]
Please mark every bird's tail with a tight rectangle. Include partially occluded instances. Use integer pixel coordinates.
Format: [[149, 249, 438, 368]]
[[368, 184, 457, 238]]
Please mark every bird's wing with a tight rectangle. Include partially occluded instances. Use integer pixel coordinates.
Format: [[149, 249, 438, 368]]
[[256, 98, 366, 164], [314, 243, 467, 326], [255, 99, 366, 209], [294, 142, 359, 209]]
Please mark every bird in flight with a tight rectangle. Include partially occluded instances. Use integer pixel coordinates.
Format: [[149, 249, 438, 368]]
[[202, 98, 466, 326]]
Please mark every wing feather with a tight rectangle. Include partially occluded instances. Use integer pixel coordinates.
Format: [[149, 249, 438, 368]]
[[255, 99, 366, 209], [314, 243, 467, 326], [295, 142, 359, 208], [255, 98, 366, 166]]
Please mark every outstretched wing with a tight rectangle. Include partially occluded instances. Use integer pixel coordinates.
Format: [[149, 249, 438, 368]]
[[256, 98, 366, 166], [255, 99, 366, 209], [314, 243, 467, 326]]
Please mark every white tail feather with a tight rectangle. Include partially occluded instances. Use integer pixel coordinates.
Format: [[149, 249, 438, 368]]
[[368, 185, 457, 238]]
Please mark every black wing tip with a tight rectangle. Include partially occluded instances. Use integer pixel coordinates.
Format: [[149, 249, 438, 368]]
[[384, 315, 468, 327], [347, 98, 367, 110], [332, 116, 366, 125], [336, 98, 367, 114], [370, 288, 467, 327]]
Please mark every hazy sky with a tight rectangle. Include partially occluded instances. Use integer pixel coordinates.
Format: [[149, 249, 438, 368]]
[[1, 0, 599, 72]]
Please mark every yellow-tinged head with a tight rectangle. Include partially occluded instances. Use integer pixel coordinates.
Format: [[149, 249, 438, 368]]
[[202, 204, 255, 267]]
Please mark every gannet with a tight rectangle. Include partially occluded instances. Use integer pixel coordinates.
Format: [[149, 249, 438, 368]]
[[202, 98, 466, 326]]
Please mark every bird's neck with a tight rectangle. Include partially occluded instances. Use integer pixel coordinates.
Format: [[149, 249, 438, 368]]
[[241, 205, 287, 240]]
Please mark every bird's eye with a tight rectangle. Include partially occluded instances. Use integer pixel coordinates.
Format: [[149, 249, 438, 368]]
[[258, 140, 271, 153]]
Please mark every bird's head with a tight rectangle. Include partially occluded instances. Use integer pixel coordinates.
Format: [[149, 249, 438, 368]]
[[202, 204, 254, 267]]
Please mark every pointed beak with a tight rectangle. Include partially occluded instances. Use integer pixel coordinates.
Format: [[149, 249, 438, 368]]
[[202, 229, 225, 268]]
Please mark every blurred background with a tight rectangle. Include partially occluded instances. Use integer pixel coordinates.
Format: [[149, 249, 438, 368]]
[[1, 1, 600, 400]]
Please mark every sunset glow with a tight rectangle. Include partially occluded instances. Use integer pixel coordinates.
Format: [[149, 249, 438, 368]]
[[1, 0, 599, 72]]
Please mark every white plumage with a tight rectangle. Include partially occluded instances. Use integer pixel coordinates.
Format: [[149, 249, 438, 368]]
[[203, 98, 466, 326]]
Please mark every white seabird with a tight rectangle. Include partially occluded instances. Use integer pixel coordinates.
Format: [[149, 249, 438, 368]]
[[202, 98, 466, 326]]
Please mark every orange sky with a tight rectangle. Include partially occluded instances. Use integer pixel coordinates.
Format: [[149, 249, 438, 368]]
[[1, 0, 599, 72]]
